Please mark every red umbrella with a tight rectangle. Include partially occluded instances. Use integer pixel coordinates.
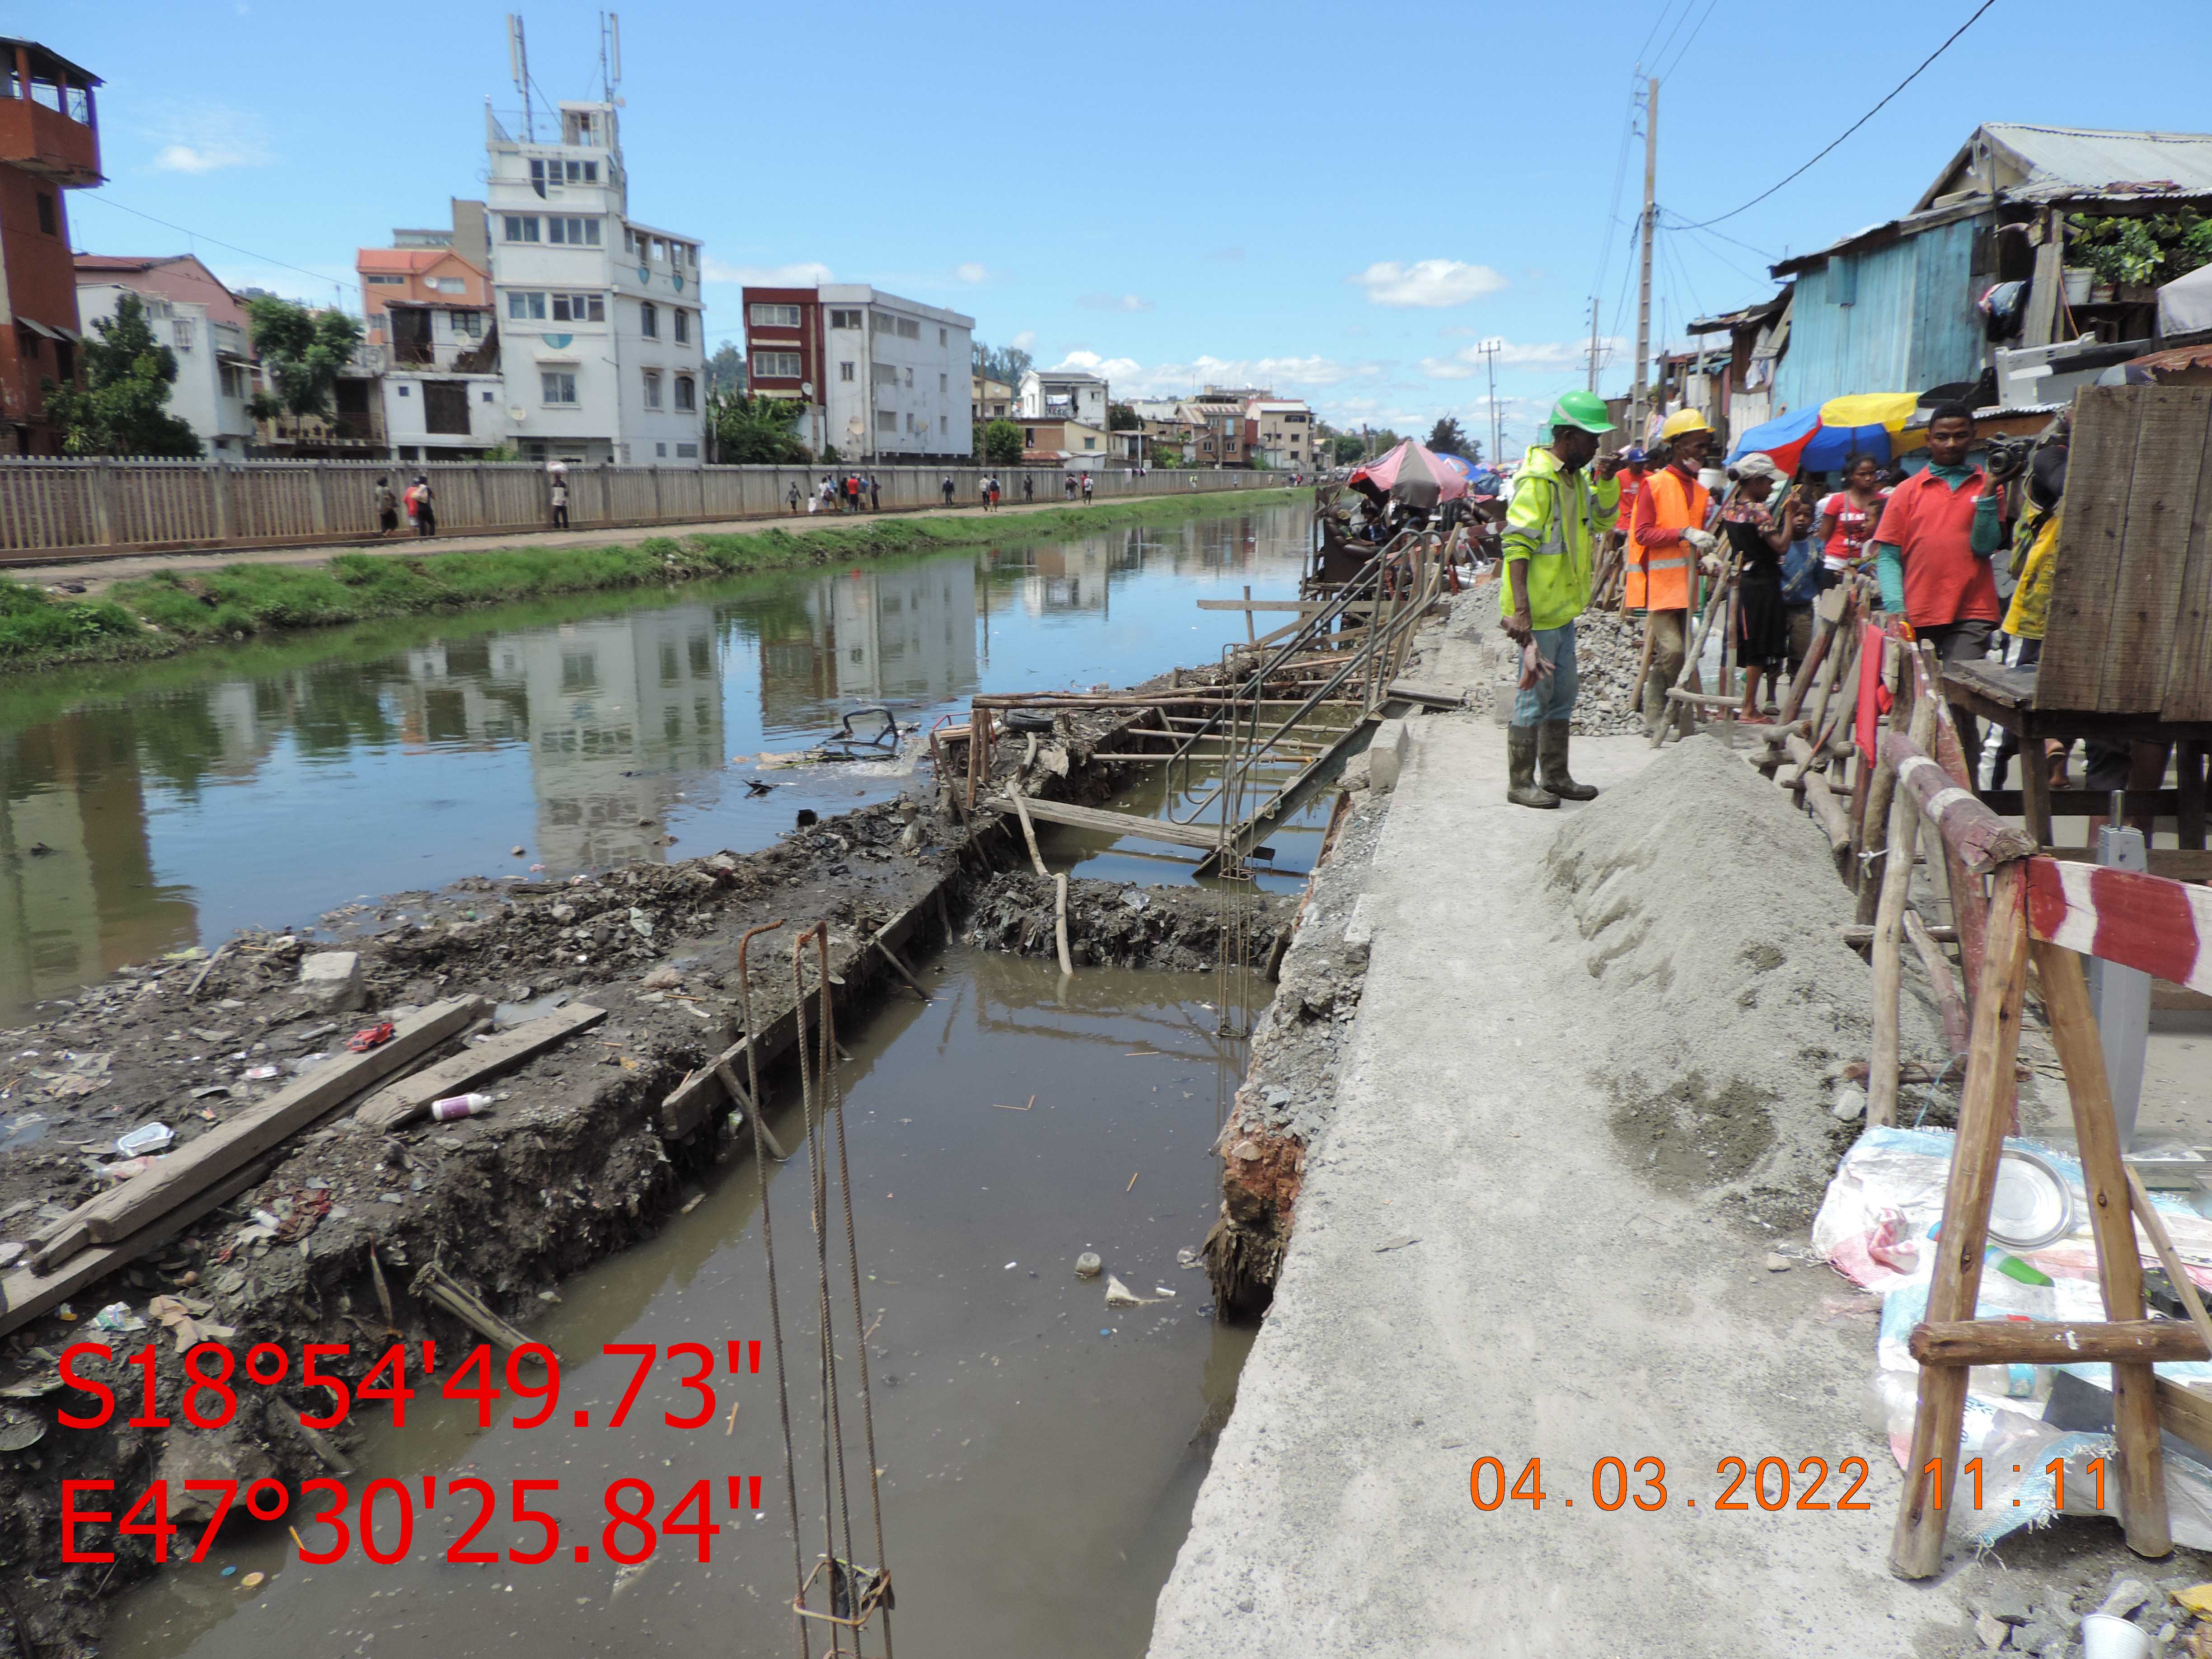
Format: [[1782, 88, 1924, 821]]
[[1349, 440, 1469, 510]]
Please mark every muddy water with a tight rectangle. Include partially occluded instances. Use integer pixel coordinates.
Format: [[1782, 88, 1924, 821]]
[[0, 502, 1312, 1024], [104, 949, 1254, 1658]]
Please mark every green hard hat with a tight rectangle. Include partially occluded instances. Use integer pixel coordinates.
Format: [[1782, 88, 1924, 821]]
[[1546, 390, 1616, 434]]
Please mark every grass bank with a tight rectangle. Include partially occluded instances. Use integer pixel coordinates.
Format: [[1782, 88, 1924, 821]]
[[0, 487, 1306, 676]]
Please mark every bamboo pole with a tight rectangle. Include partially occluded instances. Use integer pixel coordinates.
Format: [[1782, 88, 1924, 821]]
[[1052, 873, 1074, 976]]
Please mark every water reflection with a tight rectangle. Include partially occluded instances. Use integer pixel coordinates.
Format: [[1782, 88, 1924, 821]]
[[0, 506, 1308, 1021]]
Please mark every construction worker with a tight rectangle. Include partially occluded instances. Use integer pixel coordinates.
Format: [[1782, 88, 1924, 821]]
[[1500, 391, 1622, 808], [1626, 408, 1721, 733]]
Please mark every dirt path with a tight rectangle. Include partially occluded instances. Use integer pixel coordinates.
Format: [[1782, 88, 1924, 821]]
[[16, 488, 1265, 595]]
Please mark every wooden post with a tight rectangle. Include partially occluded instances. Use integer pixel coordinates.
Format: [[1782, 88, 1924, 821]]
[[1856, 641, 1911, 925], [2178, 740, 2208, 850], [309, 461, 330, 534], [210, 461, 233, 542], [89, 458, 117, 546], [1052, 873, 1074, 976], [2032, 939, 2173, 1559], [1916, 642, 1990, 1003], [1904, 909, 1969, 1059], [1889, 859, 2033, 1579], [1868, 689, 1937, 1126]]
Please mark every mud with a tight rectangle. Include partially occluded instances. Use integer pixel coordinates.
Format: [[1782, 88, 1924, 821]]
[[961, 872, 1288, 971]]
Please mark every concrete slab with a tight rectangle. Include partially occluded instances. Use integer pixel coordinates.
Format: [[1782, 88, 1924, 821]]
[[1148, 711, 1966, 1657]]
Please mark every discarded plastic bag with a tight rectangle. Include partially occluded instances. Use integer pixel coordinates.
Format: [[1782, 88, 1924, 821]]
[[90, 1303, 147, 1334]]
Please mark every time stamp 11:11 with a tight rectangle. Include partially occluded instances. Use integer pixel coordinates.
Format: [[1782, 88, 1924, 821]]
[[1470, 1456, 2109, 1513]]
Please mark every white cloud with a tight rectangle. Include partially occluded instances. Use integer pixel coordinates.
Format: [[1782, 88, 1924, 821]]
[[1348, 259, 1508, 309], [1419, 337, 1625, 379], [701, 258, 833, 286], [1010, 330, 1036, 350], [1051, 349, 1380, 399], [142, 103, 271, 174], [954, 262, 989, 283], [1077, 293, 1154, 312]]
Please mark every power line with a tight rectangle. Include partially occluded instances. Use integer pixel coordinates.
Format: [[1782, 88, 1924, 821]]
[[75, 194, 351, 302], [1662, 211, 1779, 264], [1652, 0, 1722, 82], [1672, 0, 2000, 230], [1630, 0, 1696, 75]]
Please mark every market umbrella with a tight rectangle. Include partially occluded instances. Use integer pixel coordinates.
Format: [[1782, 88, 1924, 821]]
[[1728, 393, 1926, 474], [1348, 440, 1469, 510]]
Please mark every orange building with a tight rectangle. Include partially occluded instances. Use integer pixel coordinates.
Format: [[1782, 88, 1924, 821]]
[[0, 37, 102, 454], [357, 244, 495, 364]]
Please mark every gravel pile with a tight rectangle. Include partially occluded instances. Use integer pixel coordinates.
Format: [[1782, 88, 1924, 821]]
[[1569, 605, 1654, 736]]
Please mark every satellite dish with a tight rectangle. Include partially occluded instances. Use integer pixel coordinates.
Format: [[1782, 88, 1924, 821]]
[[508, 405, 527, 422], [846, 417, 864, 438]]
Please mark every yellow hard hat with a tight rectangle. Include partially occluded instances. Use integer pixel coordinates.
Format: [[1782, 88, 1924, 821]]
[[1659, 408, 1712, 439]]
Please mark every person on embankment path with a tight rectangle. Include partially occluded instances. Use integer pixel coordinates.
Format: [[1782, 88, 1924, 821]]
[[1625, 407, 1720, 734], [1499, 391, 1622, 809]]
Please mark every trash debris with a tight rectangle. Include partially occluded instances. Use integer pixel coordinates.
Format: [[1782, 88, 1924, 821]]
[[1074, 1252, 1102, 1279], [1176, 1247, 1201, 1270], [345, 1022, 396, 1052], [1374, 1235, 1420, 1253], [90, 1302, 148, 1333], [244, 1064, 281, 1081], [0, 1410, 47, 1451], [2079, 1612, 2151, 1659], [114, 1122, 174, 1157], [431, 1092, 493, 1122], [1104, 1275, 1161, 1307], [241, 1572, 265, 1590]]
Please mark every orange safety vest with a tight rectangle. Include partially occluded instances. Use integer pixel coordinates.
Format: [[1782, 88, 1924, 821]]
[[1625, 466, 1708, 612]]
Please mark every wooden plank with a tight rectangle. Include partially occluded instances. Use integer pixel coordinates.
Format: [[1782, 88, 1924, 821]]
[[354, 1004, 607, 1131], [2159, 1379, 2212, 1462], [2104, 388, 2212, 713], [2167, 408, 2212, 721], [2038, 384, 2143, 713], [2033, 937, 2170, 1556], [2044, 845, 2212, 882], [1890, 861, 2033, 1579], [997, 794, 1221, 850], [1907, 1319, 2207, 1366], [1880, 733, 2039, 872], [2026, 856, 2212, 996], [0, 1157, 273, 1338], [69, 997, 485, 1249]]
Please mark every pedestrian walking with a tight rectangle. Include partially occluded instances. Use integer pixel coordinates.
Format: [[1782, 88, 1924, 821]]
[[1081, 473, 1093, 501], [1715, 455, 1812, 724], [942, 475, 955, 506], [549, 471, 570, 530], [1625, 409, 1718, 734], [1064, 473, 1078, 500], [408, 474, 437, 538], [787, 481, 801, 515], [1023, 474, 1034, 502], [374, 476, 399, 537], [868, 475, 880, 511], [1499, 392, 1622, 809]]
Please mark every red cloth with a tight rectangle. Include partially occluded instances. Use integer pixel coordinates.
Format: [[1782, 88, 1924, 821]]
[[1855, 621, 1894, 760], [1878, 467, 2000, 628]]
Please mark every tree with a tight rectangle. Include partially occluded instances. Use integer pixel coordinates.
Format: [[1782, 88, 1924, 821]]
[[1426, 416, 1468, 456], [1331, 433, 1366, 464], [1107, 401, 1139, 431], [981, 420, 1024, 467], [41, 293, 202, 457], [708, 394, 809, 464], [970, 338, 1033, 391], [244, 296, 363, 422], [704, 342, 746, 398]]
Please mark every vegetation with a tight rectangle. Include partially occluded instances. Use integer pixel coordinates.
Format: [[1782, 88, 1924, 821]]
[[1107, 401, 1140, 431], [971, 338, 1033, 391], [980, 419, 1025, 466], [2067, 210, 2212, 290], [1426, 416, 1478, 461], [0, 489, 1309, 672], [707, 393, 809, 463], [703, 342, 746, 398], [244, 296, 363, 424], [42, 294, 203, 457], [1331, 433, 1367, 464]]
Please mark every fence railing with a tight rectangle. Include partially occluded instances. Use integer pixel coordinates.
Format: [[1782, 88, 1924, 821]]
[[0, 459, 1288, 564]]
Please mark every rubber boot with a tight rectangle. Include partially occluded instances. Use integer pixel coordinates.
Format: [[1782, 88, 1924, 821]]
[[1506, 726, 1558, 809], [1640, 669, 1667, 735], [1539, 720, 1598, 801]]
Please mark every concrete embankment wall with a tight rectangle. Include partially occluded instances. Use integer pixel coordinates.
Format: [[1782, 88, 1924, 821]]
[[0, 459, 1281, 566]]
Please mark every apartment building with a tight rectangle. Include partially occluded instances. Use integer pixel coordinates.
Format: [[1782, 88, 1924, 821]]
[[1017, 367, 1108, 428], [743, 284, 973, 462], [1247, 398, 1314, 469], [356, 236, 506, 460], [0, 38, 100, 454], [75, 254, 258, 456], [483, 98, 706, 466], [972, 374, 1014, 422]]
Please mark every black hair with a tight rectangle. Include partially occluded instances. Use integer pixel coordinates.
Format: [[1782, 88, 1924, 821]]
[[1928, 400, 1977, 428], [1841, 450, 1878, 478]]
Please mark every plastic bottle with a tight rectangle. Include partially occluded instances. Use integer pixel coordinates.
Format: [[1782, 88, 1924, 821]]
[[431, 1092, 493, 1122]]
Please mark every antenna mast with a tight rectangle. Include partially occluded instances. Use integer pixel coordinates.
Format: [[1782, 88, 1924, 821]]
[[602, 12, 622, 98], [507, 14, 534, 142]]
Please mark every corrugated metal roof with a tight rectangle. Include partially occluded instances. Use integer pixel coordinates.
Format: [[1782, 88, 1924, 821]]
[[1982, 123, 2212, 202]]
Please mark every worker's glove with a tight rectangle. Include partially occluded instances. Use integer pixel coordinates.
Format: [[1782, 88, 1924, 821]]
[[1682, 528, 1718, 554], [1700, 555, 1723, 577]]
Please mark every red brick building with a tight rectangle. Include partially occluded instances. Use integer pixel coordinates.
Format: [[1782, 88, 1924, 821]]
[[0, 38, 101, 454]]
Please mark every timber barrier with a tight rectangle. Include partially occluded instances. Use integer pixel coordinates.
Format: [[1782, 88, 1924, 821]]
[[0, 460, 1288, 567]]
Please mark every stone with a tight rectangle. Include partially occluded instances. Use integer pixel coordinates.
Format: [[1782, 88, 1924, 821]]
[[1979, 1586, 2032, 1626], [642, 967, 683, 991], [1074, 1252, 1101, 1279], [2013, 1619, 2062, 1656], [1831, 1083, 1867, 1122], [2100, 1577, 2153, 1619], [157, 1429, 276, 1522], [1368, 719, 1410, 794], [1764, 1253, 1792, 1273], [295, 951, 364, 1013], [1973, 1610, 2008, 1650], [1337, 753, 1373, 793]]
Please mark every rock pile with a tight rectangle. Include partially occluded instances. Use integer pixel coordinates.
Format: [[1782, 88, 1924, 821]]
[[1568, 605, 1654, 736]]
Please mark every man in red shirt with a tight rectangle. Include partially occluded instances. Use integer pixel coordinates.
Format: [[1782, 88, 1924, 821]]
[[1869, 400, 2006, 750]]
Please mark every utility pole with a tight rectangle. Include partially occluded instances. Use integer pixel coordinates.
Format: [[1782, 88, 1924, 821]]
[[1630, 75, 1658, 443], [1479, 337, 1503, 469], [1585, 296, 1602, 394]]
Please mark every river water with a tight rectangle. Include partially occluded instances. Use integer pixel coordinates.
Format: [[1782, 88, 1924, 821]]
[[9, 502, 1317, 1655], [0, 502, 1315, 1026]]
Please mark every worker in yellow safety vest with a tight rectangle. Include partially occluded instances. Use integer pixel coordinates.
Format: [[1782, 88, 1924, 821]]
[[1500, 391, 1623, 808], [1625, 408, 1720, 733]]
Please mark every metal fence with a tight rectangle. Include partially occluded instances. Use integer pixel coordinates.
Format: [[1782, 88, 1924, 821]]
[[0, 458, 1285, 563]]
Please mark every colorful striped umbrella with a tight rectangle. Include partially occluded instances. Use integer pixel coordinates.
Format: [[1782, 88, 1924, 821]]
[[1349, 440, 1469, 510], [1728, 393, 1927, 474]]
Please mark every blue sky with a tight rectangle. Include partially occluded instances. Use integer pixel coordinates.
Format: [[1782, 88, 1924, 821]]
[[21, 0, 2212, 457]]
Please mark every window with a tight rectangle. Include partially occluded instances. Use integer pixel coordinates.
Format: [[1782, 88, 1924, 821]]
[[872, 363, 897, 386], [674, 375, 696, 411], [876, 410, 897, 433], [36, 193, 55, 235], [676, 442, 698, 459], [903, 367, 914, 388], [551, 293, 605, 323], [482, 390, 496, 402], [897, 317, 921, 340], [642, 370, 663, 409], [503, 215, 541, 243], [649, 238, 665, 262], [656, 441, 667, 457], [565, 159, 598, 183], [941, 415, 949, 434], [547, 216, 600, 246], [750, 303, 802, 328], [1083, 436, 1097, 450], [623, 227, 637, 255], [939, 327, 947, 347], [640, 301, 658, 338], [172, 320, 195, 351], [753, 351, 801, 379], [220, 363, 249, 399], [529, 158, 552, 197], [674, 309, 690, 345], [829, 308, 862, 329], [365, 273, 403, 286], [832, 361, 851, 383], [541, 371, 577, 404], [451, 310, 485, 337], [507, 291, 548, 320], [395, 383, 411, 396], [939, 373, 947, 394]]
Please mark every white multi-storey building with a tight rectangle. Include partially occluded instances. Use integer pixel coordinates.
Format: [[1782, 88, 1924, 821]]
[[743, 283, 973, 462], [482, 98, 706, 467], [74, 255, 258, 457]]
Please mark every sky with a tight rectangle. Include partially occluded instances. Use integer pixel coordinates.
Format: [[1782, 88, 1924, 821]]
[[21, 0, 2212, 459]]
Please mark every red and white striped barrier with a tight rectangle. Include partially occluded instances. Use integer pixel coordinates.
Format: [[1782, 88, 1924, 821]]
[[2026, 857, 2212, 995]]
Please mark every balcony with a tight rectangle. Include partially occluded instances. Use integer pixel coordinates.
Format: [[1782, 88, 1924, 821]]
[[0, 44, 101, 186]]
